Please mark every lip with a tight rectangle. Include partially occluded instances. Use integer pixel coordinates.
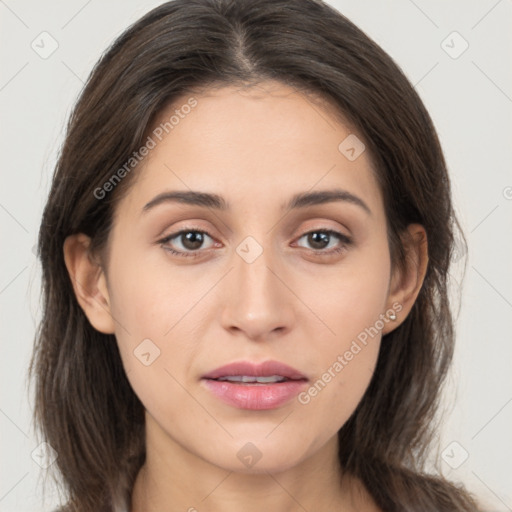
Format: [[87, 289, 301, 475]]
[[202, 360, 307, 380], [201, 360, 308, 410]]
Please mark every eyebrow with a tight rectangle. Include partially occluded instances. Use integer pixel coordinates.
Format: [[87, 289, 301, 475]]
[[142, 188, 371, 215]]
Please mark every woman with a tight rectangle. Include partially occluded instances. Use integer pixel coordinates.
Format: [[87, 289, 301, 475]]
[[30, 0, 480, 510]]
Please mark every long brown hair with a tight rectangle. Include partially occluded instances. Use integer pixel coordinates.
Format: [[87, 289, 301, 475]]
[[30, 0, 479, 510]]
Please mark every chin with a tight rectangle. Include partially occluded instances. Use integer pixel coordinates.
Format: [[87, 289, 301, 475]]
[[204, 436, 313, 474]]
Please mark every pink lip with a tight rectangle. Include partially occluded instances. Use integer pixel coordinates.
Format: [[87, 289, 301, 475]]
[[201, 360, 308, 410], [202, 360, 307, 380]]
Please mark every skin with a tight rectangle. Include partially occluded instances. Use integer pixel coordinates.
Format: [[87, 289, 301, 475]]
[[64, 80, 428, 512]]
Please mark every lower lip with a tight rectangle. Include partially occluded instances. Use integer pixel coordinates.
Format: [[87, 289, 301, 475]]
[[202, 379, 308, 410]]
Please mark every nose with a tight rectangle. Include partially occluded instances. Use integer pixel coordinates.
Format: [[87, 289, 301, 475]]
[[220, 240, 296, 342]]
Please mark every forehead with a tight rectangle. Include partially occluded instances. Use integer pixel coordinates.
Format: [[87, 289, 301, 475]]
[[115, 81, 384, 219]]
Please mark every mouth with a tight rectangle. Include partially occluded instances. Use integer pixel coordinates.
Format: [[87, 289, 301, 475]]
[[214, 375, 293, 384], [201, 360, 308, 410], [202, 360, 308, 381]]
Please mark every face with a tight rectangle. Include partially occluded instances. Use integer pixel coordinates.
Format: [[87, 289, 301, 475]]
[[100, 81, 398, 473]]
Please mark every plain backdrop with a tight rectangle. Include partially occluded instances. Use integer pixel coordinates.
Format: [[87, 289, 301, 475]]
[[0, 1, 511, 510]]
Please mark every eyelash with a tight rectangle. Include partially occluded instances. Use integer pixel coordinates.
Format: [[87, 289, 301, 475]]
[[157, 227, 352, 259]]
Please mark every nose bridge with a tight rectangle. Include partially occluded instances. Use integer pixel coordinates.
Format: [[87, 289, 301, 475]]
[[221, 233, 294, 339], [237, 236, 274, 298]]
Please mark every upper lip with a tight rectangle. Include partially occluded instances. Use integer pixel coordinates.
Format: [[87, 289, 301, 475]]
[[202, 360, 308, 381]]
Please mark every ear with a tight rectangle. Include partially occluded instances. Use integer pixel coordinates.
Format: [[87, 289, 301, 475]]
[[63, 233, 116, 334], [381, 223, 428, 335]]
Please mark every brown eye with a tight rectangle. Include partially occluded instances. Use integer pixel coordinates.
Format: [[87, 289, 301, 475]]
[[158, 229, 216, 257], [306, 231, 331, 250], [295, 229, 352, 254], [179, 231, 206, 250]]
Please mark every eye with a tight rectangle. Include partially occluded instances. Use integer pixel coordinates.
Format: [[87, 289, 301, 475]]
[[295, 229, 352, 255], [157, 227, 352, 259], [158, 229, 217, 258]]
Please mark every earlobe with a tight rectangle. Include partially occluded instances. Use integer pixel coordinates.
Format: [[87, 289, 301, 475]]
[[63, 233, 116, 334], [382, 224, 429, 335]]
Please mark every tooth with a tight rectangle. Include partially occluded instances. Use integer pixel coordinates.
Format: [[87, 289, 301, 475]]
[[218, 376, 246, 382], [217, 375, 286, 383], [254, 375, 284, 383]]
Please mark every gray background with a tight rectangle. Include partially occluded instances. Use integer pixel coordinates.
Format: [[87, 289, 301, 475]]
[[0, 0, 511, 510]]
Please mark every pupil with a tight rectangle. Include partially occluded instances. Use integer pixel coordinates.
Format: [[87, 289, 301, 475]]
[[309, 232, 329, 249], [183, 231, 203, 250]]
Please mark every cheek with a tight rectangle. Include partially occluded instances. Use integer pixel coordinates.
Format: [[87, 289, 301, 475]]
[[107, 244, 209, 340], [311, 238, 391, 343], [105, 248, 219, 408], [107, 271, 199, 425], [296, 239, 390, 424]]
